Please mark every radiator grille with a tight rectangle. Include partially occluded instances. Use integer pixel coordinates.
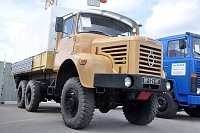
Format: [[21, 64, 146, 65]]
[[101, 44, 127, 64], [139, 44, 162, 77], [196, 68, 200, 86]]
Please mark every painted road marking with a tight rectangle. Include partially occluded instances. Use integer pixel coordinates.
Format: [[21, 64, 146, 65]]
[[0, 115, 60, 125]]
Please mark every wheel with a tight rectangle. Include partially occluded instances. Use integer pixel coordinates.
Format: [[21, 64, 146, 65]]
[[157, 92, 179, 118], [123, 93, 158, 125], [25, 80, 41, 112], [184, 106, 200, 117], [61, 77, 94, 129], [17, 80, 28, 108]]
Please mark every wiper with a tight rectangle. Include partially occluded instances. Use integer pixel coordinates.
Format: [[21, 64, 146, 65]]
[[83, 30, 111, 36], [194, 51, 200, 56]]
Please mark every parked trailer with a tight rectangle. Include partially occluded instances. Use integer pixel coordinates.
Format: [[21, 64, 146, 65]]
[[156, 32, 200, 118]]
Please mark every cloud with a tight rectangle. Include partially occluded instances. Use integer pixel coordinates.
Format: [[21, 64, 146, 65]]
[[0, 42, 13, 62], [144, 0, 200, 38], [0, 0, 44, 62]]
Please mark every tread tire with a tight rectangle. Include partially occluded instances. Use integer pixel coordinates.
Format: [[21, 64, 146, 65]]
[[61, 77, 94, 129], [157, 92, 179, 119], [184, 106, 200, 117], [25, 80, 41, 112], [123, 93, 158, 125], [17, 80, 28, 108]]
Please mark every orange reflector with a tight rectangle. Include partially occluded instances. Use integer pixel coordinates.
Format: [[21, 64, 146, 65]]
[[79, 59, 87, 65], [165, 72, 167, 77], [191, 74, 196, 78]]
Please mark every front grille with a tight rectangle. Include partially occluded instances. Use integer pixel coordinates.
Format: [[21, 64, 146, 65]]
[[101, 44, 127, 64], [139, 44, 162, 77], [196, 68, 200, 86]]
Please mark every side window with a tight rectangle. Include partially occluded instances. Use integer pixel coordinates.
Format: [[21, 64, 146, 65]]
[[168, 40, 187, 57], [62, 16, 74, 38]]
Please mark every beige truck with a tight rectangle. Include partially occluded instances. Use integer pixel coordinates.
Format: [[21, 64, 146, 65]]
[[12, 6, 173, 129]]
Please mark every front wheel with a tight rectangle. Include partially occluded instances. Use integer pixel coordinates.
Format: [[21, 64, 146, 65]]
[[123, 93, 158, 125], [157, 92, 179, 118], [61, 77, 95, 129], [184, 106, 200, 117]]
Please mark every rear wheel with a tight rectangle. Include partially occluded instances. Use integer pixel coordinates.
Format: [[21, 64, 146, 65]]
[[157, 92, 179, 118], [17, 80, 28, 108], [184, 106, 200, 117], [61, 77, 95, 129], [25, 80, 41, 112], [123, 93, 158, 125]]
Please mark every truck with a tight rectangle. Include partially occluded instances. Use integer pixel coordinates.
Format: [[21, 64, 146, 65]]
[[12, 6, 173, 129], [156, 32, 200, 118]]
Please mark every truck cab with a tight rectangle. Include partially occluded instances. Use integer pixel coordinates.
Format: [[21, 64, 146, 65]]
[[157, 32, 200, 118]]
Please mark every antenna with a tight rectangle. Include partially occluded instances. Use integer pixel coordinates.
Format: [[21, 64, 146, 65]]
[[45, 0, 58, 10]]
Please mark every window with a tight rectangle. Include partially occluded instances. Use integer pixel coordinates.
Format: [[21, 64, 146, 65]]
[[193, 37, 200, 58], [62, 16, 75, 38], [168, 40, 187, 57]]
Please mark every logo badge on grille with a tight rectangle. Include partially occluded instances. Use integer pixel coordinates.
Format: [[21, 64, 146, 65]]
[[148, 51, 154, 67]]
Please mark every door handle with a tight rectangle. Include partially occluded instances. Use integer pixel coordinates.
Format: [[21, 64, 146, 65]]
[[164, 65, 168, 68]]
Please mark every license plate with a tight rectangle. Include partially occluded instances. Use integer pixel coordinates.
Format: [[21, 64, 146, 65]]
[[142, 77, 161, 85]]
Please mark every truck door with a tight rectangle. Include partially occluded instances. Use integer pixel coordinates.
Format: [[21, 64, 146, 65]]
[[163, 38, 190, 95], [54, 16, 76, 71]]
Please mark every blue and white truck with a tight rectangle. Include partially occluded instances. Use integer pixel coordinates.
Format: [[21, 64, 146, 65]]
[[156, 32, 200, 118]]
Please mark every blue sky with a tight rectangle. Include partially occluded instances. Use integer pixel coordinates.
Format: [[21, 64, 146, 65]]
[[1, 0, 200, 62]]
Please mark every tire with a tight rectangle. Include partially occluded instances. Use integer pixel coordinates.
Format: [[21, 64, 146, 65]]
[[61, 77, 95, 129], [17, 80, 28, 108], [25, 80, 41, 112], [157, 92, 179, 119], [123, 93, 158, 125], [184, 106, 200, 117]]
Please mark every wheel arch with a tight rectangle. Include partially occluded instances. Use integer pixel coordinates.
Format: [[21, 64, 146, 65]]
[[55, 53, 112, 97], [55, 59, 79, 97]]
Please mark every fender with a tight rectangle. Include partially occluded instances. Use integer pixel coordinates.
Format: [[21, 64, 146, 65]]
[[56, 53, 112, 93], [69, 53, 112, 88]]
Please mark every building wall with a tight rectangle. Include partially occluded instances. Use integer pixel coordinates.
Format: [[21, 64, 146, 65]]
[[0, 62, 16, 102]]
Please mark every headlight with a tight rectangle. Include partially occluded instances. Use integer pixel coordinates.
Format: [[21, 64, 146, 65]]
[[166, 82, 171, 91], [125, 77, 132, 87], [197, 88, 200, 95]]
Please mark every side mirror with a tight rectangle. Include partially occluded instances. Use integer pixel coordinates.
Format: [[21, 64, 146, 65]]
[[55, 17, 63, 32], [179, 39, 186, 49]]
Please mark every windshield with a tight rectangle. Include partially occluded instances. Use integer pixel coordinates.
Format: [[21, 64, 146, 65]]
[[77, 13, 133, 37], [193, 38, 200, 58]]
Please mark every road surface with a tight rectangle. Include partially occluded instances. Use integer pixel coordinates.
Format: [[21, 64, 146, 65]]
[[0, 102, 199, 133]]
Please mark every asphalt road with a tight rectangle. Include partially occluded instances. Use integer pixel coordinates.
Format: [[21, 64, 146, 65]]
[[0, 102, 200, 133]]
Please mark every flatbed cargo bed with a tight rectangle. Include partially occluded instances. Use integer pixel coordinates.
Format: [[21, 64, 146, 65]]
[[12, 51, 54, 75]]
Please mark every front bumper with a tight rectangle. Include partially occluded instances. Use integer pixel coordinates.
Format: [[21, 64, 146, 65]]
[[188, 95, 200, 105], [94, 73, 173, 92]]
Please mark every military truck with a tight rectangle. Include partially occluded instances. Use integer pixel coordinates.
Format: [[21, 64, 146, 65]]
[[12, 6, 173, 129]]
